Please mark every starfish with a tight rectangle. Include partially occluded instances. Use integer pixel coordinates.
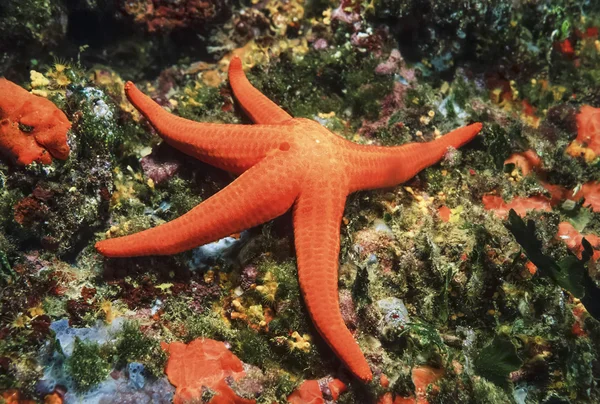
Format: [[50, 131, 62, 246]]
[[96, 56, 482, 382]]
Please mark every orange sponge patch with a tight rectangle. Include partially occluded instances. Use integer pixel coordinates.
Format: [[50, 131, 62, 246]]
[[162, 338, 255, 404], [0, 78, 70, 165]]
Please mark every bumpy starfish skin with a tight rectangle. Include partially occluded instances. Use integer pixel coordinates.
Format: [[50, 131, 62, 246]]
[[96, 57, 482, 382]]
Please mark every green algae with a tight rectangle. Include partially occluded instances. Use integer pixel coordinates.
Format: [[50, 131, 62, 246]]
[[0, 0, 67, 49], [175, 84, 236, 124], [159, 176, 205, 221], [507, 210, 600, 320], [473, 335, 522, 388], [252, 370, 298, 404], [470, 377, 513, 403], [184, 311, 237, 342], [247, 49, 394, 123], [233, 328, 273, 368], [67, 85, 124, 158], [66, 338, 111, 392], [114, 321, 167, 378]]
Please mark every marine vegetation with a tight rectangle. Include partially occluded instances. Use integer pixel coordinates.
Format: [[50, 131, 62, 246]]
[[1, 0, 600, 403]]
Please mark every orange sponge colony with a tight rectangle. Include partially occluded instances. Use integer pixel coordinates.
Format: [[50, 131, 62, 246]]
[[0, 78, 70, 165], [287, 378, 347, 403], [567, 105, 600, 162], [161, 338, 255, 404]]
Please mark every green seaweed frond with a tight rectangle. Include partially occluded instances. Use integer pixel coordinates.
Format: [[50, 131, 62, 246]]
[[66, 337, 111, 392], [505, 209, 600, 320], [114, 321, 167, 377]]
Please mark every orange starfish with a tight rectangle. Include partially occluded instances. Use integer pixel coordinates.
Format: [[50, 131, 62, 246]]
[[96, 56, 482, 382]]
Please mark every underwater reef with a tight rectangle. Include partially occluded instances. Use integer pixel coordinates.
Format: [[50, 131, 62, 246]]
[[1, 0, 600, 403]]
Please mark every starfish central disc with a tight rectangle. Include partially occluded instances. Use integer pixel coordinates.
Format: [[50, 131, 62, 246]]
[[95, 56, 482, 382]]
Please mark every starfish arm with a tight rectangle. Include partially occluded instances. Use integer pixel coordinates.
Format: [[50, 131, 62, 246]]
[[293, 185, 373, 382], [348, 122, 482, 191], [125, 81, 293, 173], [228, 56, 293, 125], [96, 154, 300, 257]]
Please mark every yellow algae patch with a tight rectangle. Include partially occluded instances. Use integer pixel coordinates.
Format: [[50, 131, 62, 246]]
[[567, 141, 597, 163], [12, 314, 29, 328], [27, 304, 45, 318], [404, 186, 434, 215], [288, 331, 311, 352], [100, 300, 120, 324], [255, 272, 278, 302], [30, 70, 50, 88], [47, 63, 72, 87]]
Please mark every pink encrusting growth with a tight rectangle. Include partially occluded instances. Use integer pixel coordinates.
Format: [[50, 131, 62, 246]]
[[377, 366, 445, 404], [572, 181, 600, 212], [556, 222, 600, 261], [567, 105, 600, 162], [287, 378, 347, 403], [504, 149, 542, 176], [482, 195, 552, 218]]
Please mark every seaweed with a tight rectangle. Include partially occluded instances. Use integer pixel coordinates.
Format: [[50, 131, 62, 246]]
[[505, 209, 600, 320], [0, 250, 16, 285], [473, 335, 522, 388], [114, 321, 167, 378], [65, 337, 111, 393], [352, 265, 372, 308]]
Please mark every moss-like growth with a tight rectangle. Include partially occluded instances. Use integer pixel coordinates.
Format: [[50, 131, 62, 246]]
[[115, 321, 167, 377], [232, 328, 273, 368], [158, 176, 204, 221], [185, 311, 238, 342], [429, 376, 474, 404], [255, 370, 298, 404], [0, 0, 67, 49], [545, 147, 600, 188], [67, 85, 125, 159], [471, 377, 512, 403], [66, 337, 111, 392], [247, 48, 393, 124], [371, 0, 600, 75], [482, 122, 525, 170], [176, 84, 235, 124]]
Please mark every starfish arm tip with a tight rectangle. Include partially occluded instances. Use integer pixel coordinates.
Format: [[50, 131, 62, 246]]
[[358, 368, 373, 383], [95, 239, 124, 257], [94, 240, 110, 256], [229, 56, 242, 73], [124, 81, 135, 93]]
